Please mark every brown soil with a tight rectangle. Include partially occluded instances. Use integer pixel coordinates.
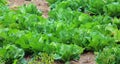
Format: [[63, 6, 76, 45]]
[[70, 52, 96, 64], [8, 0, 96, 64]]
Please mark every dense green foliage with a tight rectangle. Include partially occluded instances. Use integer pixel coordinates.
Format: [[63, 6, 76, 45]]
[[0, 0, 120, 64], [47, 0, 120, 16], [96, 46, 120, 64]]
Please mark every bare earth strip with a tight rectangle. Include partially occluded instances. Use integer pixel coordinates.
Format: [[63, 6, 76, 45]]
[[70, 52, 96, 64]]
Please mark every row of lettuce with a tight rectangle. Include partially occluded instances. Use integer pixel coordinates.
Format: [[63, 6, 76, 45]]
[[0, 0, 120, 64], [47, 0, 120, 17]]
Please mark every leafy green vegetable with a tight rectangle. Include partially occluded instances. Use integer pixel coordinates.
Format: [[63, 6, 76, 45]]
[[0, 45, 24, 64], [86, 0, 105, 14], [0, 0, 120, 63], [104, 2, 120, 17], [96, 46, 120, 64], [17, 4, 42, 16], [53, 43, 84, 61]]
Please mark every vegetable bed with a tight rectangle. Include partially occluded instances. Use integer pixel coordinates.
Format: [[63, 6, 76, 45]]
[[0, 0, 120, 64]]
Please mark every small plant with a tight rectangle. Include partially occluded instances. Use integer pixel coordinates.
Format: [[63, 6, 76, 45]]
[[28, 53, 54, 64], [41, 53, 54, 64]]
